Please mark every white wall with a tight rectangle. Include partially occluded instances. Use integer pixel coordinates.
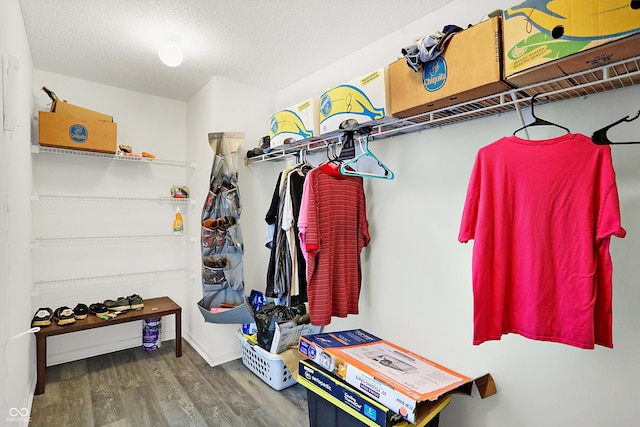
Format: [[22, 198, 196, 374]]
[[185, 76, 277, 365], [1, 0, 36, 423], [29, 70, 189, 365]]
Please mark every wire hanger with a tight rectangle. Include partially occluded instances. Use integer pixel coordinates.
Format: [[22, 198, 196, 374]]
[[592, 110, 640, 145], [326, 138, 341, 163], [513, 93, 570, 136], [339, 133, 395, 180]]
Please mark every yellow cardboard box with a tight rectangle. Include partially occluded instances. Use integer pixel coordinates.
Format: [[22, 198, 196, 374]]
[[269, 99, 319, 148], [38, 111, 117, 154], [319, 68, 389, 134], [503, 0, 640, 87], [388, 17, 509, 119]]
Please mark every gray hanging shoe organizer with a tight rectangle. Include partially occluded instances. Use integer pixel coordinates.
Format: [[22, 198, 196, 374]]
[[197, 132, 254, 324]]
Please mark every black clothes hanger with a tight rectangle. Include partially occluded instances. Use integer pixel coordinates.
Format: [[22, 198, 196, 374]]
[[513, 94, 570, 136], [337, 130, 356, 161], [592, 111, 640, 145]]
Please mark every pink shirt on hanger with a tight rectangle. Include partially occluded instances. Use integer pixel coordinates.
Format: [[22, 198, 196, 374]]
[[298, 163, 370, 326], [459, 133, 625, 349]]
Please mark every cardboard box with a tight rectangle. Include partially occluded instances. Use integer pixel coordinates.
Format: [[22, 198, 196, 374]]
[[298, 329, 495, 424], [319, 68, 390, 134], [503, 0, 640, 87], [270, 321, 322, 354], [299, 358, 449, 427], [389, 17, 510, 119], [269, 98, 319, 148], [38, 111, 117, 154], [50, 99, 113, 122]]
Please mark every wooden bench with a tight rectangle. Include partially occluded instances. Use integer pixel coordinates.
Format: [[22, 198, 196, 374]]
[[35, 296, 182, 395]]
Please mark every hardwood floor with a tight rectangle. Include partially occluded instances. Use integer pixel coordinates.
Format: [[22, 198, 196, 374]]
[[30, 340, 310, 427]]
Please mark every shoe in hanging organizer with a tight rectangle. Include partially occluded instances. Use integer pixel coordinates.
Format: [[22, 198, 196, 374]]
[[53, 307, 76, 326], [31, 307, 53, 327], [73, 303, 89, 320]]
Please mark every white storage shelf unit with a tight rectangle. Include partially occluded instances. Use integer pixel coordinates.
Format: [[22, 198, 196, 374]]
[[30, 149, 194, 318]]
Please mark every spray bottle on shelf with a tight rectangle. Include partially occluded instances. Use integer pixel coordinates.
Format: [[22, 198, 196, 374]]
[[173, 207, 184, 235]]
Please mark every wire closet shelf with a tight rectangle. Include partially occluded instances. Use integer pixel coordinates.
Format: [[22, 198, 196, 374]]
[[247, 54, 640, 164]]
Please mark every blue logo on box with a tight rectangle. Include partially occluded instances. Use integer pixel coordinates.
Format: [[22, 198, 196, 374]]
[[364, 404, 377, 421], [320, 94, 332, 117], [422, 57, 448, 92], [69, 124, 88, 143]]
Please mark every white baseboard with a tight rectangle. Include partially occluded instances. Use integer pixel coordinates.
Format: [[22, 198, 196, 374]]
[[46, 329, 176, 366], [9, 370, 37, 427], [183, 332, 240, 367]]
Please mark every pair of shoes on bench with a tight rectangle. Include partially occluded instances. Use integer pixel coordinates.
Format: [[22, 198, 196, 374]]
[[104, 294, 144, 312], [53, 307, 76, 326], [32, 308, 53, 327], [73, 303, 89, 320], [32, 304, 89, 326], [89, 303, 109, 317]]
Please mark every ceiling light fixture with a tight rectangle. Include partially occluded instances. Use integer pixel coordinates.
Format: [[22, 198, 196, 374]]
[[158, 33, 183, 67]]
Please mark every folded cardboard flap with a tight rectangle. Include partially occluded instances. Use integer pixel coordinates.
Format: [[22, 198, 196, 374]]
[[51, 99, 113, 122], [474, 373, 497, 398]]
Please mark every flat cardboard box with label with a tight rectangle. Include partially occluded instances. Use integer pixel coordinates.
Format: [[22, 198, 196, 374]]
[[299, 358, 450, 427], [388, 16, 510, 119], [298, 329, 495, 424], [503, 0, 640, 88]]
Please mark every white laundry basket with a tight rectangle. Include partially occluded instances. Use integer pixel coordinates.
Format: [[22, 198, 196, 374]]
[[236, 332, 296, 391]]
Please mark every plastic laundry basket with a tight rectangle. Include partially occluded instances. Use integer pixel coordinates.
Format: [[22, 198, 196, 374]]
[[236, 332, 296, 391]]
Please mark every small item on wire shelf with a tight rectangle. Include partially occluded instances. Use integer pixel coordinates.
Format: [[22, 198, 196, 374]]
[[171, 185, 189, 198]]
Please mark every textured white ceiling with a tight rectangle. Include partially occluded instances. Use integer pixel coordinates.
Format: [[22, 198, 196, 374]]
[[18, 0, 453, 101]]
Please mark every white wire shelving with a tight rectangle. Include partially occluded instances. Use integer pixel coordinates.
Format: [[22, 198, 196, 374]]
[[247, 55, 640, 163], [31, 145, 195, 168], [31, 268, 193, 295], [30, 194, 193, 204], [31, 234, 191, 248]]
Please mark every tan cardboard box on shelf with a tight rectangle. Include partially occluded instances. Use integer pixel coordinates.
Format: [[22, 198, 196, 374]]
[[389, 16, 509, 119], [503, 0, 640, 88], [298, 329, 496, 424], [38, 111, 118, 154], [38, 98, 117, 154]]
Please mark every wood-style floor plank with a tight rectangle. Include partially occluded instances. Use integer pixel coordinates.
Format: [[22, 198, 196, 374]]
[[30, 339, 310, 427]]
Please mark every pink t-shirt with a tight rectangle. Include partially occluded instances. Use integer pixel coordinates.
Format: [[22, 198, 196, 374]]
[[459, 133, 625, 349]]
